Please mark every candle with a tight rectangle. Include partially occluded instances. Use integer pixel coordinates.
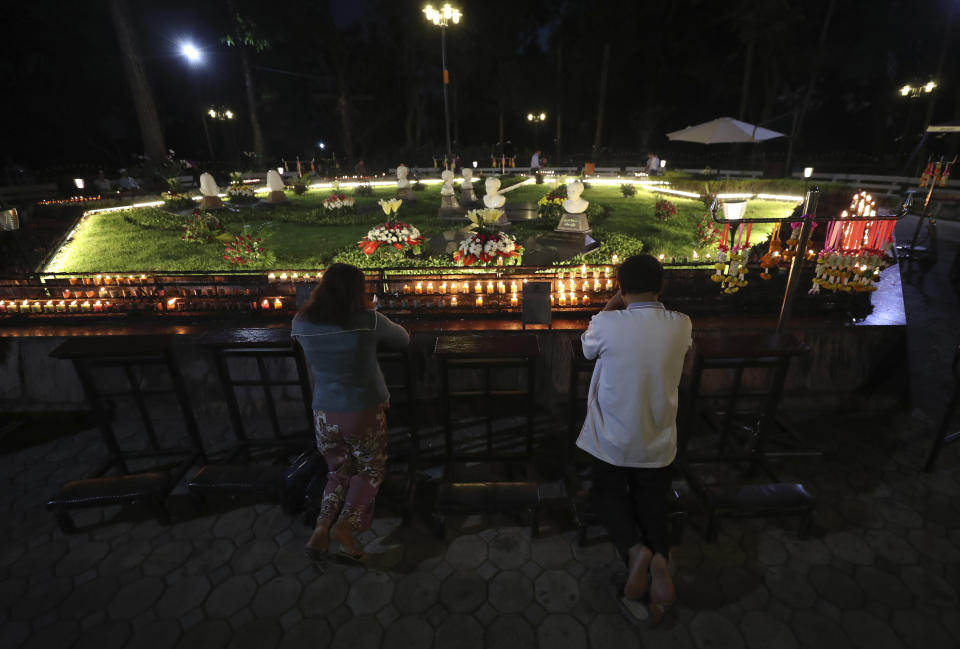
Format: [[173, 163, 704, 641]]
[[604, 267, 611, 278], [403, 284, 411, 295], [81, 301, 91, 312], [261, 298, 270, 310], [451, 296, 458, 307], [476, 296, 483, 307], [510, 281, 518, 293], [462, 281, 470, 294], [69, 276, 78, 286], [568, 279, 575, 292], [166, 298, 177, 311], [0, 300, 5, 313], [30, 301, 41, 313], [93, 300, 103, 313], [549, 293, 554, 306], [693, 251, 699, 260], [69, 300, 78, 312], [56, 300, 66, 313], [591, 268, 598, 279], [582, 281, 589, 292], [274, 298, 283, 309], [268, 273, 276, 281], [280, 273, 288, 281], [475, 282, 482, 294], [440, 282, 447, 294], [605, 279, 613, 290], [558, 292, 567, 306], [510, 293, 519, 307], [611, 254, 620, 265], [659, 254, 665, 261], [94, 275, 103, 285], [103, 275, 113, 285], [557, 270, 565, 280], [291, 273, 299, 281], [593, 279, 600, 292], [497, 282, 505, 294], [486, 282, 494, 295], [427, 282, 434, 293], [582, 294, 590, 306], [415, 282, 423, 295], [581, 264, 587, 278]]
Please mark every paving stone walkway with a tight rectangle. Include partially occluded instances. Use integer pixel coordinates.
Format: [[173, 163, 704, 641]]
[[1, 216, 958, 648]]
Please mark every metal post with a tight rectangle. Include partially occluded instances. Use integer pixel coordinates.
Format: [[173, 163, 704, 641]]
[[441, 26, 452, 160], [776, 188, 820, 333]]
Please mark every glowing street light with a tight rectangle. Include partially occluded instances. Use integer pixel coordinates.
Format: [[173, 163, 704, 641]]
[[422, 4, 462, 160], [899, 81, 937, 98], [180, 42, 202, 64], [206, 107, 235, 121]]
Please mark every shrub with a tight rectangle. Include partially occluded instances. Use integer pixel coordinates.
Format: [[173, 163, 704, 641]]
[[535, 172, 544, 184], [223, 233, 265, 266], [181, 209, 224, 243], [654, 198, 678, 221], [695, 212, 723, 248], [620, 183, 637, 198], [293, 173, 312, 195], [412, 180, 426, 192], [354, 182, 374, 197]]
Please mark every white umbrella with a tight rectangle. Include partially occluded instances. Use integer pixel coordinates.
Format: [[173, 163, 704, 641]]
[[666, 117, 785, 144]]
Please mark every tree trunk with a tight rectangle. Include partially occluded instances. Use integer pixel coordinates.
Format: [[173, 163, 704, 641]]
[[592, 43, 611, 156], [785, 0, 836, 175], [238, 46, 266, 166], [108, 0, 166, 161]]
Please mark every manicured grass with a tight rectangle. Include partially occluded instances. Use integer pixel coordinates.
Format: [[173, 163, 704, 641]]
[[46, 183, 788, 273]]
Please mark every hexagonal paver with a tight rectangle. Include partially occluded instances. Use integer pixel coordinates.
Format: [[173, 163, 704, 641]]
[[9, 540, 67, 577], [207, 575, 257, 618], [446, 535, 487, 571], [487, 614, 536, 649], [854, 566, 908, 609], [9, 577, 72, 620], [60, 576, 120, 621], [587, 614, 639, 649], [279, 619, 332, 649], [901, 565, 958, 607], [440, 571, 486, 614], [577, 571, 619, 615], [72, 620, 131, 649], [823, 532, 874, 566], [175, 619, 232, 649], [537, 614, 586, 649], [126, 620, 182, 649], [228, 618, 282, 649], [99, 539, 151, 576], [530, 536, 573, 570], [301, 573, 350, 617], [907, 529, 960, 563], [435, 614, 483, 649], [808, 566, 864, 610], [331, 615, 382, 649], [764, 566, 816, 608], [892, 610, 957, 649], [838, 611, 900, 649], [489, 533, 531, 570], [252, 575, 302, 618], [346, 571, 394, 615], [862, 530, 919, 565], [393, 572, 440, 615], [489, 570, 533, 613], [156, 575, 211, 619], [142, 540, 193, 576], [213, 508, 257, 539], [56, 540, 110, 577], [791, 609, 850, 649], [21, 620, 80, 649], [183, 538, 235, 575], [108, 577, 165, 620], [780, 536, 831, 566], [535, 570, 580, 612], [690, 610, 745, 649], [382, 616, 433, 649], [740, 610, 797, 649]]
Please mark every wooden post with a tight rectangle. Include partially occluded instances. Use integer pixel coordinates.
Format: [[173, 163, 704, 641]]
[[776, 188, 820, 333]]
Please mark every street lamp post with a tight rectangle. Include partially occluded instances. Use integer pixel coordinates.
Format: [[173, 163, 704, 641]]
[[527, 111, 546, 149], [897, 80, 937, 162], [423, 4, 461, 164]]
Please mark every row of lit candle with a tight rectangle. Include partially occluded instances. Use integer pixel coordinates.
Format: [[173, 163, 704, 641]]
[[0, 299, 108, 313], [402, 280, 526, 296], [556, 265, 611, 280], [267, 272, 323, 282], [66, 275, 150, 286], [556, 279, 615, 292]]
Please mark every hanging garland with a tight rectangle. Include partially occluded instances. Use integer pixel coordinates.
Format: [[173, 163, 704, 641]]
[[759, 222, 783, 280], [711, 222, 752, 293]]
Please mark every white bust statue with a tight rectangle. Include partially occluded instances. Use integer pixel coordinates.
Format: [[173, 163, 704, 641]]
[[199, 173, 219, 197], [563, 180, 589, 213], [462, 168, 473, 182], [440, 169, 455, 196], [396, 164, 410, 188], [483, 177, 505, 209], [266, 170, 285, 192]]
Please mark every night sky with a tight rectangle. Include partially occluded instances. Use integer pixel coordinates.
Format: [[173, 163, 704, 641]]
[[5, 0, 958, 177]]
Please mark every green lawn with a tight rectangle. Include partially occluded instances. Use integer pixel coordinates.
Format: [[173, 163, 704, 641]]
[[45, 183, 789, 273]]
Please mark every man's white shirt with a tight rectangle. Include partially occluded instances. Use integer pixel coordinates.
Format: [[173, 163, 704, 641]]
[[576, 302, 692, 468]]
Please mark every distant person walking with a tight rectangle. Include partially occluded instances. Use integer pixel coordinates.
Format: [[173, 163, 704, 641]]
[[646, 152, 661, 176], [530, 149, 541, 174], [577, 254, 691, 624], [293, 263, 410, 562]]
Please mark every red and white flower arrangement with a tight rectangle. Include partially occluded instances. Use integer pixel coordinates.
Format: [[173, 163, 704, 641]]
[[357, 199, 424, 256], [322, 192, 355, 212], [223, 233, 264, 266], [452, 208, 522, 266]]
